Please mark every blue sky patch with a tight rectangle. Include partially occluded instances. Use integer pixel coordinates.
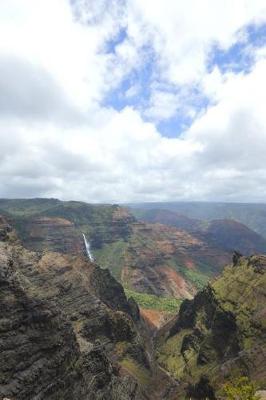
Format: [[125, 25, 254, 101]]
[[208, 22, 266, 74], [157, 88, 211, 138], [102, 44, 156, 110], [103, 22, 266, 138], [105, 28, 127, 54]]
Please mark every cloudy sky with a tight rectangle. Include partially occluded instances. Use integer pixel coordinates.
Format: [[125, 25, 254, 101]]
[[1, 0, 266, 203]]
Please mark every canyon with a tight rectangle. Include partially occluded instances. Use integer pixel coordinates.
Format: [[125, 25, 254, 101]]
[[0, 199, 265, 399], [1, 199, 266, 306]]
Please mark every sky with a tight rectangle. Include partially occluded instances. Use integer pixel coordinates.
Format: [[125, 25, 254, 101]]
[[1, 0, 266, 203]]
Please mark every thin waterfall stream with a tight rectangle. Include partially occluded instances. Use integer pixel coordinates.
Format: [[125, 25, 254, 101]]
[[82, 233, 94, 262]]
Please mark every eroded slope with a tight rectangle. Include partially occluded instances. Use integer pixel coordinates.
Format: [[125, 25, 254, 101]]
[[156, 254, 266, 398], [0, 218, 149, 399]]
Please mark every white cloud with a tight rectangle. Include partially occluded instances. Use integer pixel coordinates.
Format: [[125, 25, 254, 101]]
[[126, 0, 266, 84], [124, 0, 266, 121], [124, 83, 140, 98], [0, 0, 266, 202], [144, 90, 180, 121]]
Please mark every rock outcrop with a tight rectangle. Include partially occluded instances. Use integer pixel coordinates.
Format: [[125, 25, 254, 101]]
[[0, 217, 147, 399], [156, 254, 266, 398]]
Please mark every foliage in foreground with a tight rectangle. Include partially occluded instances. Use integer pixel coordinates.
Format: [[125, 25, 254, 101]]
[[223, 377, 260, 400]]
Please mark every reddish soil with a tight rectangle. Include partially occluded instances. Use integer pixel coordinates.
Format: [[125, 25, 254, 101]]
[[140, 308, 173, 330], [156, 266, 196, 298]]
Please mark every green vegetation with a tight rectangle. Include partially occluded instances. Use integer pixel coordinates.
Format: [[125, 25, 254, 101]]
[[0, 198, 60, 217], [120, 357, 151, 386], [212, 259, 266, 349], [125, 289, 181, 312], [0, 199, 130, 252], [180, 267, 211, 289], [93, 240, 128, 280], [157, 329, 190, 379], [157, 256, 266, 398], [223, 377, 260, 400], [167, 258, 213, 289]]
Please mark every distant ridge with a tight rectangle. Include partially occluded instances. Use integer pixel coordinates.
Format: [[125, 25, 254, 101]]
[[129, 201, 266, 238]]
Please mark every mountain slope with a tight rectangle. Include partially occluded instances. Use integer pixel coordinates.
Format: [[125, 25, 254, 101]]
[[156, 254, 266, 398], [134, 208, 266, 255], [129, 201, 266, 238], [202, 218, 266, 254], [0, 217, 153, 399], [132, 208, 203, 233]]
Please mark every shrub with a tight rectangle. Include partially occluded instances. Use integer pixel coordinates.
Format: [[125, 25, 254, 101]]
[[223, 377, 260, 400]]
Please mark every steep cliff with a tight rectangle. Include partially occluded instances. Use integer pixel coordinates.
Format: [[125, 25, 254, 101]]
[[156, 255, 266, 398], [0, 217, 151, 399], [118, 221, 229, 296]]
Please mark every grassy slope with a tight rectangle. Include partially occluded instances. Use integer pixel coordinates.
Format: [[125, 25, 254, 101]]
[[125, 289, 182, 313], [93, 240, 129, 280]]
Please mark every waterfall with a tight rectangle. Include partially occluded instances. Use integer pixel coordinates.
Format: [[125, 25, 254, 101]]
[[82, 234, 94, 262]]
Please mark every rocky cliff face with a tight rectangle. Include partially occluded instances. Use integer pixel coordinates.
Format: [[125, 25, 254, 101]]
[[156, 255, 266, 398], [1, 202, 134, 255], [119, 221, 230, 297], [17, 215, 85, 253], [1, 211, 265, 400], [0, 217, 151, 400]]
